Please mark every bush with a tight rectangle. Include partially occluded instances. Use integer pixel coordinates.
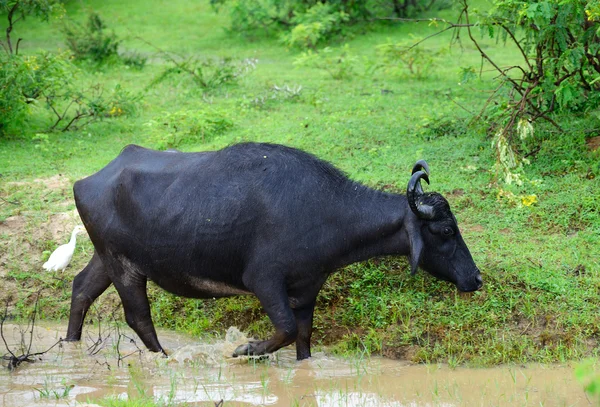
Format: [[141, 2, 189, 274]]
[[148, 55, 257, 90], [0, 51, 71, 134], [63, 11, 148, 69], [211, 0, 450, 48], [294, 44, 358, 79], [63, 12, 121, 64], [453, 0, 600, 182], [376, 37, 446, 79], [283, 3, 350, 49], [0, 51, 139, 136], [475, 0, 600, 119], [146, 108, 234, 150], [0, 53, 40, 133], [120, 52, 147, 70]]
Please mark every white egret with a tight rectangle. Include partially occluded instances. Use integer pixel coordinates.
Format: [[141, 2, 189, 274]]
[[42, 225, 86, 272]]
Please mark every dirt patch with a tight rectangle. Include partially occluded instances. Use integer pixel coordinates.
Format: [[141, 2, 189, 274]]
[[0, 210, 80, 241], [0, 210, 82, 279], [7, 174, 71, 190], [460, 223, 484, 233], [0, 215, 26, 237], [46, 210, 82, 241], [586, 135, 600, 151]]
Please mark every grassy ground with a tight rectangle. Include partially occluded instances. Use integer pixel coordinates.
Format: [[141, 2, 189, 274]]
[[0, 0, 599, 366]]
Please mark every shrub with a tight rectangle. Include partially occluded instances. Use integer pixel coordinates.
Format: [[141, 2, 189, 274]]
[[473, 0, 600, 123], [0, 48, 138, 136], [120, 52, 147, 70], [148, 55, 257, 90], [147, 108, 234, 150], [376, 37, 446, 79], [294, 44, 358, 79], [47, 82, 140, 131], [0, 53, 49, 133], [0, 51, 75, 134], [449, 0, 600, 182], [211, 0, 450, 48], [283, 3, 349, 49], [63, 12, 121, 64]]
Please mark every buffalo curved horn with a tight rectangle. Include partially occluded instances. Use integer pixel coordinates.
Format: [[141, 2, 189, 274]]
[[411, 159, 430, 176], [407, 170, 435, 220]]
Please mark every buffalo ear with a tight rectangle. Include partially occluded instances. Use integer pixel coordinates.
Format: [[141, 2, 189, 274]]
[[406, 221, 423, 275]]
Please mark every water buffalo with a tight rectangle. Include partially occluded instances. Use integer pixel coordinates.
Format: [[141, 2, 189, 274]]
[[66, 142, 482, 360]]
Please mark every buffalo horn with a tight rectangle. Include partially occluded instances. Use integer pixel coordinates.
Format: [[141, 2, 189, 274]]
[[411, 159, 430, 175], [407, 170, 435, 219]]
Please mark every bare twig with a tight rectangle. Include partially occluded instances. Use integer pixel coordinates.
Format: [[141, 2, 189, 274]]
[[85, 303, 121, 356], [499, 24, 532, 72], [48, 98, 75, 131], [1, 293, 64, 371], [0, 299, 19, 366], [4, 2, 19, 54], [372, 17, 472, 27], [133, 35, 208, 87], [404, 25, 455, 53], [61, 111, 89, 132], [116, 331, 143, 367], [460, 1, 524, 97], [444, 92, 474, 115], [15, 38, 22, 55]]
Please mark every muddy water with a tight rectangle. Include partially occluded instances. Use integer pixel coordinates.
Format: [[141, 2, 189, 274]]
[[0, 323, 591, 407]]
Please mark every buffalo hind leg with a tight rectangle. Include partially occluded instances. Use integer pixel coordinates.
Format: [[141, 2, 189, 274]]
[[293, 301, 316, 360], [111, 274, 165, 355], [233, 276, 297, 358], [65, 251, 112, 341]]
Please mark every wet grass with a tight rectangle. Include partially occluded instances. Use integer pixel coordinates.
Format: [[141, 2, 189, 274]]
[[0, 0, 599, 368]]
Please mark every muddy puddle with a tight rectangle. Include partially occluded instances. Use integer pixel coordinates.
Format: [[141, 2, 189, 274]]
[[0, 323, 591, 406]]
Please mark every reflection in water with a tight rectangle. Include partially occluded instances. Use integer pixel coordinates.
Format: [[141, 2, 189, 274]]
[[0, 323, 591, 407]]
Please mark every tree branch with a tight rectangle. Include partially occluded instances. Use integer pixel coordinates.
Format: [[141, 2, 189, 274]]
[[499, 24, 532, 72], [15, 38, 22, 55], [5, 1, 20, 54], [1, 292, 64, 371]]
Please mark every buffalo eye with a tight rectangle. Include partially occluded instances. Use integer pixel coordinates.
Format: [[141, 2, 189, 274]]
[[442, 226, 454, 236]]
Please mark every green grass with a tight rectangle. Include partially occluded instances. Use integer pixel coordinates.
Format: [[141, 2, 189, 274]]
[[1, 0, 599, 367]]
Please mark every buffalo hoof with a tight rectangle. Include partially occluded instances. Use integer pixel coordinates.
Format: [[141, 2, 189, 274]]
[[232, 342, 268, 358]]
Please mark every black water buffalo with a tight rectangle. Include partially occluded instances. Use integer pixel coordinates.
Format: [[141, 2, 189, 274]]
[[66, 143, 482, 360]]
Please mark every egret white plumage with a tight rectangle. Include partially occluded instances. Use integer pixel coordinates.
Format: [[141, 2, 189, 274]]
[[42, 225, 86, 272]]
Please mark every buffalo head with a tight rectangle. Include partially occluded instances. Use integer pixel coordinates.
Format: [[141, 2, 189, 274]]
[[405, 160, 482, 292]]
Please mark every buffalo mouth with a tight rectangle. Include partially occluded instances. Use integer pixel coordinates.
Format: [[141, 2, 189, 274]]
[[457, 273, 483, 292]]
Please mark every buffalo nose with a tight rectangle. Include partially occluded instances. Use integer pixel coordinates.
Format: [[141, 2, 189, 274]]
[[475, 274, 483, 289]]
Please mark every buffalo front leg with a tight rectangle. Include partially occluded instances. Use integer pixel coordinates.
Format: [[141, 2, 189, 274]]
[[66, 251, 112, 341], [293, 301, 316, 360], [110, 272, 165, 355], [233, 275, 297, 358]]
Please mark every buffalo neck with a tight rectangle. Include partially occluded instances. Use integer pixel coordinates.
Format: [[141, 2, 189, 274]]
[[329, 184, 411, 270]]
